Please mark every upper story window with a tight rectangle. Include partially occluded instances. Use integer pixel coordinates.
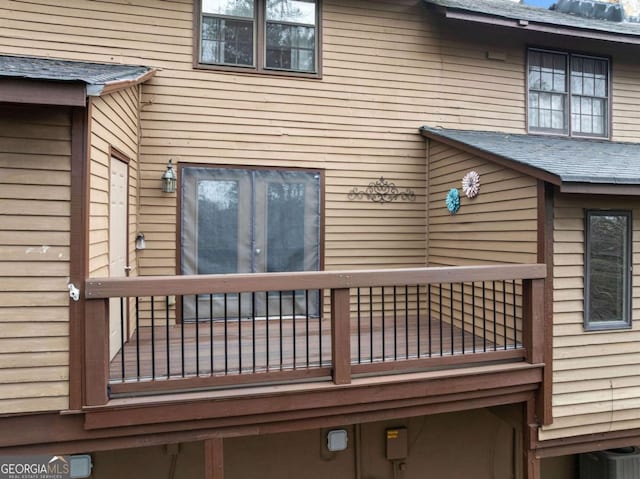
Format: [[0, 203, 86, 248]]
[[585, 210, 632, 330], [528, 49, 610, 138], [197, 0, 320, 76]]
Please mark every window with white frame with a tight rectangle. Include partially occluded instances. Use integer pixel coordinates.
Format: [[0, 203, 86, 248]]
[[528, 49, 609, 137], [198, 0, 319, 75]]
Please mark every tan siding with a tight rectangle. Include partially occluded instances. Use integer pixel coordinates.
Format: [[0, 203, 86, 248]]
[[0, 105, 71, 414], [89, 87, 140, 278], [427, 141, 538, 267], [539, 196, 640, 441]]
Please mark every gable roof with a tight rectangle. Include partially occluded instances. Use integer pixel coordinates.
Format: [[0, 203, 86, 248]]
[[0, 55, 155, 97], [420, 126, 640, 195], [423, 0, 640, 44]]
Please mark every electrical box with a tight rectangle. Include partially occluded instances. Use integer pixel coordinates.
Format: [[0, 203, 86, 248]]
[[386, 427, 408, 460]]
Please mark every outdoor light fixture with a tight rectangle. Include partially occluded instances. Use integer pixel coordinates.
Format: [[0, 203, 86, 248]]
[[161, 159, 177, 193], [69, 454, 92, 479], [135, 232, 146, 250], [327, 429, 348, 452]]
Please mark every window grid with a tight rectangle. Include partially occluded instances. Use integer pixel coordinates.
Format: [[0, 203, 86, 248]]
[[528, 49, 609, 138], [198, 0, 319, 75]]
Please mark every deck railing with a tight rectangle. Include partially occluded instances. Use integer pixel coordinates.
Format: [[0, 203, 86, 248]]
[[83, 264, 545, 406]]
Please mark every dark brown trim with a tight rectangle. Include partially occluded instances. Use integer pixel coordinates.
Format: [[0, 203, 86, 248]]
[[0, 79, 86, 106], [420, 132, 562, 186], [439, 9, 640, 46], [0, 390, 536, 455], [83, 364, 542, 431], [538, 182, 554, 426], [559, 182, 640, 196], [109, 146, 131, 164], [109, 368, 332, 396], [97, 70, 156, 97], [525, 397, 541, 479], [69, 105, 91, 410], [192, 0, 323, 79], [205, 438, 224, 479], [86, 264, 547, 299], [536, 427, 640, 458]]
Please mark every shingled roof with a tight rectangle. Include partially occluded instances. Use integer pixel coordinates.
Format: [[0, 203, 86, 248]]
[[0, 55, 154, 96], [420, 126, 640, 194], [423, 0, 640, 43]]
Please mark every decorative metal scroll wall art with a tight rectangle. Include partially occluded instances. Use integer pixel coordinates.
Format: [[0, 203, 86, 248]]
[[348, 177, 416, 203]]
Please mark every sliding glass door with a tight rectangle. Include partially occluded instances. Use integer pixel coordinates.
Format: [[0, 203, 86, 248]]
[[181, 167, 321, 320]]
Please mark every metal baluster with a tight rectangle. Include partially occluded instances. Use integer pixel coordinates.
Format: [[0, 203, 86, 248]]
[[292, 290, 297, 369], [381, 287, 386, 361], [266, 292, 270, 371], [482, 282, 487, 352], [305, 290, 309, 368], [120, 297, 125, 381], [209, 294, 214, 375], [512, 280, 517, 348], [151, 296, 156, 380], [461, 283, 465, 355], [279, 291, 283, 370], [472, 283, 476, 354], [252, 292, 256, 373], [180, 297, 185, 377], [224, 293, 228, 375], [393, 286, 397, 361], [404, 285, 409, 359], [428, 284, 432, 358], [165, 296, 170, 379], [357, 288, 361, 364], [492, 281, 497, 351], [503, 280, 508, 350], [195, 295, 200, 376], [238, 293, 242, 374], [416, 285, 421, 358], [438, 284, 443, 356], [450, 283, 454, 355], [135, 297, 140, 379], [369, 287, 373, 363], [318, 289, 322, 367]]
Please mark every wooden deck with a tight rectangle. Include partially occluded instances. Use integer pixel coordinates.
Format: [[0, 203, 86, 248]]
[[109, 316, 513, 383]]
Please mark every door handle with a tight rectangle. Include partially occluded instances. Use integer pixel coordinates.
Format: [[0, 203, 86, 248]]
[[124, 266, 132, 272]]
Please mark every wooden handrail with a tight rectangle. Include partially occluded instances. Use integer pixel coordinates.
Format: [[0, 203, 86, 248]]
[[85, 264, 547, 299]]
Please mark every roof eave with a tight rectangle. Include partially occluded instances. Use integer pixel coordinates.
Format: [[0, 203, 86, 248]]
[[420, 127, 563, 186], [559, 182, 640, 195], [87, 68, 157, 97], [442, 9, 640, 45]]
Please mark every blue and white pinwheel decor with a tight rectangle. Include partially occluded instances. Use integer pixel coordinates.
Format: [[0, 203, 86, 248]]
[[445, 188, 460, 214]]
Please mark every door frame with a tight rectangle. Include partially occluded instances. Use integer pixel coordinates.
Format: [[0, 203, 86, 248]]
[[175, 163, 326, 322]]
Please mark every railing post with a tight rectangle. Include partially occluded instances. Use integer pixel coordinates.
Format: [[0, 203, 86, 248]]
[[84, 298, 110, 406], [331, 288, 351, 384], [522, 278, 544, 365]]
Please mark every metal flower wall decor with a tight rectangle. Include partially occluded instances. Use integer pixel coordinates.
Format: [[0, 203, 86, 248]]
[[446, 188, 460, 214], [348, 177, 416, 203], [462, 170, 480, 198]]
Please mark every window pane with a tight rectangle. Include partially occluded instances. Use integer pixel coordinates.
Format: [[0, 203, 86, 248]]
[[266, 0, 316, 24], [197, 180, 239, 274], [266, 23, 315, 71], [553, 73, 565, 93], [587, 213, 629, 325], [571, 73, 583, 95], [202, 0, 254, 17], [595, 78, 606, 97], [267, 182, 306, 272], [201, 17, 254, 66]]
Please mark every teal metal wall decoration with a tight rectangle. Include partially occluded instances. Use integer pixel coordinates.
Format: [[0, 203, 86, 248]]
[[446, 188, 460, 214]]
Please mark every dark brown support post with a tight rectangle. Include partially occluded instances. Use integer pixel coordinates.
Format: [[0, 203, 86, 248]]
[[524, 398, 541, 479], [331, 288, 351, 385], [84, 298, 110, 406], [205, 438, 224, 479], [522, 279, 544, 366]]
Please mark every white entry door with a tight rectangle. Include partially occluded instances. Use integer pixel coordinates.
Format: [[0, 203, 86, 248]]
[[109, 157, 128, 360]]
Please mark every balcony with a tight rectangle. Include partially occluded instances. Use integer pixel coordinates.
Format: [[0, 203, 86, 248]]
[[83, 264, 545, 412]]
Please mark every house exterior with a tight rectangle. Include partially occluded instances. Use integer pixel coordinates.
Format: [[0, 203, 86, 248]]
[[1, 0, 640, 478]]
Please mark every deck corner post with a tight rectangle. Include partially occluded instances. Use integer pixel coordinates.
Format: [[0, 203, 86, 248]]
[[523, 278, 544, 365], [84, 298, 110, 406], [331, 287, 351, 385]]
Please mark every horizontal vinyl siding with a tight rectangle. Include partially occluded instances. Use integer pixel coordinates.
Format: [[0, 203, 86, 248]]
[[539, 196, 640, 441], [0, 105, 71, 414], [427, 140, 538, 267], [89, 87, 140, 278]]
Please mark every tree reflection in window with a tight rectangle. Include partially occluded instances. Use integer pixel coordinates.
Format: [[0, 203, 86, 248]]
[[586, 211, 631, 329]]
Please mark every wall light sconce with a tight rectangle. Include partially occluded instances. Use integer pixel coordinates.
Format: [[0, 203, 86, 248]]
[[327, 429, 348, 452], [161, 159, 177, 193], [135, 233, 146, 250]]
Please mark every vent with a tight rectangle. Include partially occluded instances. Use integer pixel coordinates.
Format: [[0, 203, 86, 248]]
[[580, 447, 640, 479]]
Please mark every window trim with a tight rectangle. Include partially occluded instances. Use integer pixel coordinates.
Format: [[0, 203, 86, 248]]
[[584, 209, 632, 331], [193, 0, 323, 79], [526, 47, 612, 139]]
